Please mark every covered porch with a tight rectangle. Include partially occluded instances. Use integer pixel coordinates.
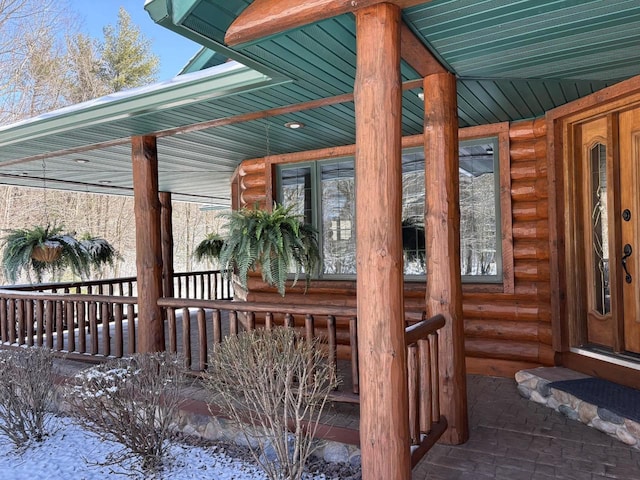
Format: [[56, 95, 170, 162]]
[[2, 1, 640, 478]]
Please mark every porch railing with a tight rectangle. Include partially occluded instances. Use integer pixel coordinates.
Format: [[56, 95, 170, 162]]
[[0, 290, 138, 360], [1, 269, 233, 300], [404, 314, 448, 466], [0, 279, 446, 464]]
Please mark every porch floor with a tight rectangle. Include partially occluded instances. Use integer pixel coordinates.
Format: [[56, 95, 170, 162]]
[[412, 375, 640, 480]]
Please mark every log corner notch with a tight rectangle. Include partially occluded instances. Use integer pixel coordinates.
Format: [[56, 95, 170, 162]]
[[132, 135, 165, 353], [224, 0, 432, 48]]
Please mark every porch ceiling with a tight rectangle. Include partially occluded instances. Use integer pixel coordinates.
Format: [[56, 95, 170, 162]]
[[0, 0, 639, 205]]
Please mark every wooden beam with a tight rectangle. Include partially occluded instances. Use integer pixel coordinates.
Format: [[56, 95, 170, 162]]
[[354, 4, 411, 479], [159, 191, 175, 299], [132, 135, 165, 353], [225, 0, 431, 47], [400, 22, 446, 77], [423, 72, 469, 444]]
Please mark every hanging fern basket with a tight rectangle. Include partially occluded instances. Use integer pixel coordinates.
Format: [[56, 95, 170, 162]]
[[31, 245, 62, 263]]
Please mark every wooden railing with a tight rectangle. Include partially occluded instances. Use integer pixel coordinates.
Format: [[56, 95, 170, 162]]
[[0, 290, 137, 360], [173, 271, 233, 300], [405, 313, 448, 466], [157, 297, 359, 392], [0, 281, 447, 461], [1, 270, 233, 300]]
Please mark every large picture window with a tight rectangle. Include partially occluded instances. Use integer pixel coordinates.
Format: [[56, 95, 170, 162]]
[[277, 137, 502, 283]]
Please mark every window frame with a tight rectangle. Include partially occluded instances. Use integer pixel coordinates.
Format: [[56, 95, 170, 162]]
[[266, 123, 513, 293]]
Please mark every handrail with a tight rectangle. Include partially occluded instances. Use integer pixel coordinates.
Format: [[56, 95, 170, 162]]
[[405, 314, 445, 345], [158, 297, 357, 317], [1, 276, 137, 291], [0, 288, 137, 304]]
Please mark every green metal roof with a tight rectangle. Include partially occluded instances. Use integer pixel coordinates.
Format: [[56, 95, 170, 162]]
[[0, 0, 639, 205]]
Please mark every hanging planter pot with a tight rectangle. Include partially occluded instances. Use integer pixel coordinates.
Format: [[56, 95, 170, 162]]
[[1, 225, 116, 284], [31, 244, 63, 263]]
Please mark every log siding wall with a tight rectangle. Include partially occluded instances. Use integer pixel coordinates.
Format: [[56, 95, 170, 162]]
[[229, 118, 554, 377]]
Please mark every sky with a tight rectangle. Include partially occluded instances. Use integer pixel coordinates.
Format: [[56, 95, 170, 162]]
[[67, 0, 202, 81]]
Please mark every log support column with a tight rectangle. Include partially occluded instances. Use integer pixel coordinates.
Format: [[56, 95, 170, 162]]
[[132, 135, 165, 353], [354, 4, 410, 479], [159, 191, 174, 299], [423, 72, 469, 444]]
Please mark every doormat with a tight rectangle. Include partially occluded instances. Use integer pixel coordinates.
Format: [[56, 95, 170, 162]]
[[548, 377, 640, 424]]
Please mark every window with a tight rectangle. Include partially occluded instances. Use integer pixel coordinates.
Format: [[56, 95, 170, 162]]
[[277, 137, 502, 282]]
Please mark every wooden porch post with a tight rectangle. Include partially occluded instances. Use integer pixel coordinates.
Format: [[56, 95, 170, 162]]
[[132, 135, 165, 353], [423, 73, 469, 444], [159, 191, 175, 299], [354, 4, 410, 479]]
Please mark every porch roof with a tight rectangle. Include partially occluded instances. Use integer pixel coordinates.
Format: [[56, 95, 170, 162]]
[[0, 0, 639, 205]]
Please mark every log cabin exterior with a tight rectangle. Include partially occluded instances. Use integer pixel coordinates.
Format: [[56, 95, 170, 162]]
[[1, 1, 640, 478]]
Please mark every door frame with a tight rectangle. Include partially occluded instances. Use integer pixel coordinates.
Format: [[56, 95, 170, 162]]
[[547, 75, 640, 386]]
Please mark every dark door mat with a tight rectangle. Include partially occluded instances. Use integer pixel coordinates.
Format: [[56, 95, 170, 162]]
[[548, 377, 640, 424]]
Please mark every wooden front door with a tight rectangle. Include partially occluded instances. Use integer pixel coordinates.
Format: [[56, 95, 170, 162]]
[[576, 108, 640, 354]]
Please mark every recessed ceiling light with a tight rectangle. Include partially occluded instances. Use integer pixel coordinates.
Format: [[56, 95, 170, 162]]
[[20, 172, 29, 176], [99, 180, 111, 185], [417, 92, 425, 101], [284, 121, 305, 129], [75, 158, 90, 164]]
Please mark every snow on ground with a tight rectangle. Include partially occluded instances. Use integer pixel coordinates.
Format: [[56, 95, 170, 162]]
[[0, 415, 325, 480]]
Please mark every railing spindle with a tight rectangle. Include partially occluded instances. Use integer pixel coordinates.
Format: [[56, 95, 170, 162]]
[[66, 301, 75, 353], [102, 302, 110, 356], [198, 308, 207, 371], [35, 299, 44, 347], [25, 300, 34, 347], [114, 303, 123, 358], [305, 314, 314, 343], [56, 301, 64, 351], [407, 343, 420, 444], [229, 311, 238, 336], [429, 332, 440, 423], [0, 298, 7, 343], [265, 312, 273, 330], [419, 339, 432, 433], [212, 309, 222, 344], [285, 313, 294, 329], [45, 300, 53, 349], [182, 307, 191, 369], [327, 315, 337, 382], [167, 307, 177, 353], [16, 299, 24, 345], [89, 302, 98, 355], [247, 311, 256, 330], [127, 303, 136, 354], [78, 301, 86, 354], [7, 299, 15, 344]]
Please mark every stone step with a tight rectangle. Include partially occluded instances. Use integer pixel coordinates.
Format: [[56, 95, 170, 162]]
[[516, 367, 640, 448]]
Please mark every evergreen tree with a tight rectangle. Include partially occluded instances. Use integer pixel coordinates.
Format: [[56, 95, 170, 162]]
[[99, 7, 159, 92]]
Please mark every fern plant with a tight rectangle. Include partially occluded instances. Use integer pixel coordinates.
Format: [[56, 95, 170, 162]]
[[218, 204, 320, 296], [1, 225, 117, 284], [79, 233, 119, 274], [194, 233, 225, 264]]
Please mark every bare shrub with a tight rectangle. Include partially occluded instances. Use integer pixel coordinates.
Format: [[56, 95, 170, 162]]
[[203, 327, 338, 480], [0, 347, 57, 448], [64, 352, 186, 473]]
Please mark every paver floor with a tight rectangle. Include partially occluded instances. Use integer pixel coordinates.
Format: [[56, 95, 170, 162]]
[[412, 375, 640, 480]]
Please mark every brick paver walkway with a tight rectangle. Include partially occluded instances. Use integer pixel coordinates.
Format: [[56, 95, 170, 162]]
[[412, 375, 640, 480]]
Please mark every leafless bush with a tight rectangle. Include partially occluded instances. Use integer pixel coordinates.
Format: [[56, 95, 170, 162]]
[[64, 352, 186, 473], [0, 347, 57, 448], [203, 327, 338, 480]]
